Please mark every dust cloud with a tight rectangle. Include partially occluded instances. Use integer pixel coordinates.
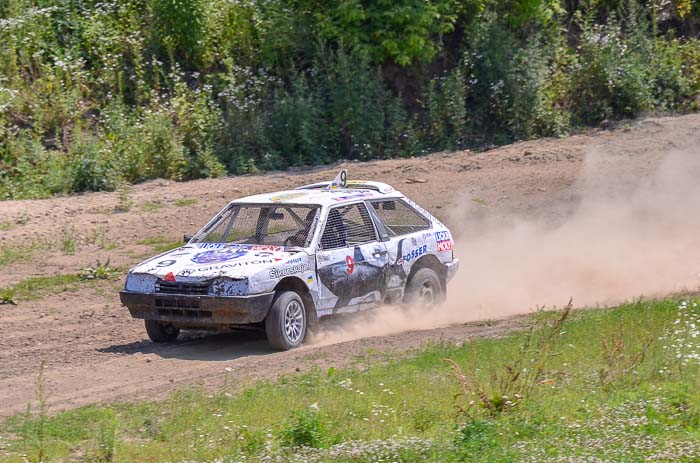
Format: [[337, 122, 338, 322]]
[[311, 146, 700, 346]]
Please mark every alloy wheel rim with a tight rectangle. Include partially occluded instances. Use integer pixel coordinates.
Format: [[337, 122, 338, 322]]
[[419, 281, 435, 306], [284, 300, 304, 343]]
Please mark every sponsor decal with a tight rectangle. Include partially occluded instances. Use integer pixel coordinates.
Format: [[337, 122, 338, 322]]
[[270, 192, 307, 202], [198, 243, 283, 252], [269, 263, 311, 279], [191, 248, 248, 264], [399, 244, 428, 264], [198, 243, 228, 249], [184, 260, 275, 273], [435, 230, 453, 252], [346, 255, 355, 275], [287, 257, 303, 264], [306, 274, 314, 284], [163, 272, 176, 282]]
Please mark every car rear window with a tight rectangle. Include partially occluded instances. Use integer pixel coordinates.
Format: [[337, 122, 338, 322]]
[[370, 200, 431, 236]]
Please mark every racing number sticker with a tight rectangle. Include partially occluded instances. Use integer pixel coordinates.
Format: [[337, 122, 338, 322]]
[[346, 255, 355, 275]]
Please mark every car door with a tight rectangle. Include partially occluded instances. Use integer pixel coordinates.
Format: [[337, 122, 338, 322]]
[[315, 202, 389, 313], [367, 199, 433, 295]]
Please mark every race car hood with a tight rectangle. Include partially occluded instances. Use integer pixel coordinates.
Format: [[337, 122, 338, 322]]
[[130, 243, 304, 280]]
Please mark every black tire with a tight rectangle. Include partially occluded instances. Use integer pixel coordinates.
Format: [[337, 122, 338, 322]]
[[265, 291, 307, 350], [403, 267, 444, 308], [145, 319, 180, 343]]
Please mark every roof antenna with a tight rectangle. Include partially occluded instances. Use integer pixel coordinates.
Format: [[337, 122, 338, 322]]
[[327, 169, 347, 190]]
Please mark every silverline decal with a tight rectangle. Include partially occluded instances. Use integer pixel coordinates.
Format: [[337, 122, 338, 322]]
[[269, 263, 311, 279]]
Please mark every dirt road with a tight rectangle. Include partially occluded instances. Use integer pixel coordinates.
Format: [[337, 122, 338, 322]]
[[0, 114, 698, 417]]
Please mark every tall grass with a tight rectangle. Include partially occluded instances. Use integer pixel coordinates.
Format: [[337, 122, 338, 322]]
[[1, 298, 699, 462]]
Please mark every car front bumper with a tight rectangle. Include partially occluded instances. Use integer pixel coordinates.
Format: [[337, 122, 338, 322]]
[[446, 258, 460, 283], [119, 290, 275, 326]]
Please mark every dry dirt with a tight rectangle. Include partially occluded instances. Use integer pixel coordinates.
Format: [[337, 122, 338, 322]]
[[0, 113, 698, 417]]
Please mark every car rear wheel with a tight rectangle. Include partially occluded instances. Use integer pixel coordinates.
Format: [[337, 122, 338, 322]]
[[145, 319, 180, 342], [265, 291, 307, 350], [404, 268, 444, 308]]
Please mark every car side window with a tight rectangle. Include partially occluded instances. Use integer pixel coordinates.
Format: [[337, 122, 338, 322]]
[[370, 200, 431, 236], [320, 203, 378, 250]]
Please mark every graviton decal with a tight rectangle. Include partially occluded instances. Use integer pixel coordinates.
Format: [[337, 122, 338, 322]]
[[435, 230, 453, 252], [191, 248, 248, 264], [182, 260, 275, 274], [269, 263, 311, 279]]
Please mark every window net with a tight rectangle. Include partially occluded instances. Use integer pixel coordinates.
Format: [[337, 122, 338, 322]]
[[371, 200, 430, 236], [195, 205, 319, 247], [320, 203, 377, 250]]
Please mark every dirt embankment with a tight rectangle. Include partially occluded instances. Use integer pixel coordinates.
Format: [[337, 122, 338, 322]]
[[1, 114, 699, 418]]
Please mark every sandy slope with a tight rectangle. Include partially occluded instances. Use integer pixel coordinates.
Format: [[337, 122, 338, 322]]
[[0, 113, 698, 417]]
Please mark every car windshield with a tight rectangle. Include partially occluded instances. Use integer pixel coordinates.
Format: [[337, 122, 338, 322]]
[[192, 204, 319, 248]]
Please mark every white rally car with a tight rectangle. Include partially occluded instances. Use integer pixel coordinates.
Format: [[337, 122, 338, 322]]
[[120, 171, 459, 350]]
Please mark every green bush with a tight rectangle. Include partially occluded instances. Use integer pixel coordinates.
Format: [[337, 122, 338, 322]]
[[280, 410, 326, 448], [0, 0, 698, 199], [567, 20, 653, 124]]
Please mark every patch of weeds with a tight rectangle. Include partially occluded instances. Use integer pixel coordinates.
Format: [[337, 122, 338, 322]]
[[0, 221, 13, 231], [78, 259, 121, 281], [114, 182, 132, 213], [61, 236, 76, 254], [0, 243, 33, 267], [175, 198, 197, 207], [22, 361, 51, 462], [447, 301, 572, 416], [140, 202, 163, 213], [90, 412, 118, 463], [7, 275, 82, 302], [280, 410, 326, 448], [409, 406, 440, 432], [0, 287, 16, 305], [100, 241, 118, 251], [455, 419, 499, 455], [597, 327, 654, 388]]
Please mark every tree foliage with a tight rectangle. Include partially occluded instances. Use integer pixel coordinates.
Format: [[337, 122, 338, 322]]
[[0, 0, 698, 198]]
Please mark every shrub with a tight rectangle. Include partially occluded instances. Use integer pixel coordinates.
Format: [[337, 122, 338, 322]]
[[567, 19, 653, 125], [280, 410, 326, 448]]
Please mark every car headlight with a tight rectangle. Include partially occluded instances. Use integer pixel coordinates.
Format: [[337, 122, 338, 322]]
[[125, 273, 157, 292], [209, 278, 249, 297]]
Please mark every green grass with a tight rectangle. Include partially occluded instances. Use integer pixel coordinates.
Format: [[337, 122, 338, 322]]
[[0, 275, 82, 303], [1, 298, 699, 462], [137, 236, 183, 254], [175, 198, 198, 207], [0, 243, 37, 268], [140, 202, 164, 213], [0, 267, 124, 304]]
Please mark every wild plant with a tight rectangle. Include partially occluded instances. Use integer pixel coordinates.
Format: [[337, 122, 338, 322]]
[[447, 300, 572, 416]]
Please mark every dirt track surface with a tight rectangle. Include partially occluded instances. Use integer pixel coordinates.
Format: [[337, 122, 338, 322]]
[[1, 114, 698, 417]]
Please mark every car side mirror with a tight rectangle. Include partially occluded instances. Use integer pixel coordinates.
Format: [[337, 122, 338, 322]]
[[183, 234, 193, 243]]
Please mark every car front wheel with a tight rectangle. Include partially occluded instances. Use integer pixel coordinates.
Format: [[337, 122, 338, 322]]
[[145, 319, 180, 342], [265, 291, 307, 350]]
